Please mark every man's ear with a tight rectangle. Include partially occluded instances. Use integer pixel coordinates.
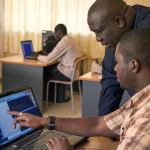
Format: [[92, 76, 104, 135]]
[[58, 31, 63, 36], [115, 16, 124, 28], [130, 59, 140, 73]]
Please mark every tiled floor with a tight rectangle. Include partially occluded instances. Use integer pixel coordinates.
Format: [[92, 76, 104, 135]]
[[42, 91, 82, 118], [0, 81, 82, 118]]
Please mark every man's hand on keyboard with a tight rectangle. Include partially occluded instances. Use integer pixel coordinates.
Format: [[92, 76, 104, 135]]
[[6, 111, 49, 129], [39, 50, 49, 56], [31, 51, 48, 58], [46, 137, 74, 150], [31, 52, 40, 58]]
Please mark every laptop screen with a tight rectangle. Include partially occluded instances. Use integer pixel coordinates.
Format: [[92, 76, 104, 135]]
[[21, 41, 34, 56], [0, 87, 42, 146]]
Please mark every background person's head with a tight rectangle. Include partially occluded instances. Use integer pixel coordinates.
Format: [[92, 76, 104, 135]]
[[115, 28, 150, 92], [54, 24, 67, 41], [87, 0, 135, 51]]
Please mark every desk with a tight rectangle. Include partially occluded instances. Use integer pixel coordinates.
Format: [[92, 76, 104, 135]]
[[75, 136, 119, 150], [0, 55, 59, 112], [79, 72, 101, 117], [79, 72, 130, 117]]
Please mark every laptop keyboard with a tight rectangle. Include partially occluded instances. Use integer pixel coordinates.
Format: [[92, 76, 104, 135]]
[[25, 56, 35, 59], [18, 130, 71, 150]]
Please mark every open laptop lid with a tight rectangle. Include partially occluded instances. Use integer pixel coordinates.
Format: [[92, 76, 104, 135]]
[[20, 40, 34, 57], [0, 85, 42, 149]]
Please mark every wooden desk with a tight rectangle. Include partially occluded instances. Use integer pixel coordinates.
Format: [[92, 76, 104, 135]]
[[0, 55, 59, 112], [79, 72, 101, 117], [79, 72, 101, 82], [75, 136, 119, 150]]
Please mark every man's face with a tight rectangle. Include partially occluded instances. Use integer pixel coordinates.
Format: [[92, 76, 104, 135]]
[[54, 30, 61, 41], [88, 12, 124, 51], [114, 50, 132, 90]]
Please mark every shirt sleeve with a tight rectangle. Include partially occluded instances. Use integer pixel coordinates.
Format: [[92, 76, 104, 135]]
[[98, 48, 124, 116], [37, 39, 68, 63], [117, 112, 150, 150], [104, 108, 123, 135]]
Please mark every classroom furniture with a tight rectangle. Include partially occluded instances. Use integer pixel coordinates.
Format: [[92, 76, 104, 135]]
[[46, 54, 85, 114], [0, 55, 59, 113], [79, 72, 130, 117], [44, 35, 58, 53], [75, 136, 119, 150]]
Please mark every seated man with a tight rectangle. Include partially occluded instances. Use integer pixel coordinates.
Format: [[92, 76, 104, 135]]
[[33, 24, 81, 102], [33, 23, 81, 81], [6, 28, 150, 149]]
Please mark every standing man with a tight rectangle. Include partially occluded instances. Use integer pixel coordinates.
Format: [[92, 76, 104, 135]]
[[32, 24, 81, 102], [87, 0, 150, 116]]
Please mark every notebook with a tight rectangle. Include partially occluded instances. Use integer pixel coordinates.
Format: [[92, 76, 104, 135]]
[[0, 85, 88, 150], [20, 40, 38, 59]]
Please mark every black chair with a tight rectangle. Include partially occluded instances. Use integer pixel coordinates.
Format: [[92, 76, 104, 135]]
[[44, 35, 58, 53]]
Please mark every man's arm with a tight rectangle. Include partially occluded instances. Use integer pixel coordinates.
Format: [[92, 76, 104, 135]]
[[55, 117, 117, 137], [37, 40, 68, 63], [99, 48, 124, 116], [6, 111, 117, 137], [31, 51, 49, 58]]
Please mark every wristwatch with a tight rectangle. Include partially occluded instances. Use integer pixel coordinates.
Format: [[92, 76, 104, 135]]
[[47, 116, 56, 130]]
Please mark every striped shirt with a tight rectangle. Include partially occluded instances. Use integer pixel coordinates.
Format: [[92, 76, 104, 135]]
[[104, 84, 150, 150]]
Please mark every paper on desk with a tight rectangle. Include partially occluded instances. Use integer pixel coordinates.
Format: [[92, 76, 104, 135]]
[[98, 75, 102, 79]]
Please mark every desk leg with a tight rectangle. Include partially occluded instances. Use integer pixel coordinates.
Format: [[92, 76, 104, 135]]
[[2, 63, 44, 113]]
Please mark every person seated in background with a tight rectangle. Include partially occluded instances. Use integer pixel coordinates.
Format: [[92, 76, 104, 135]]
[[32, 24, 81, 102], [7, 28, 150, 150], [32, 23, 80, 82]]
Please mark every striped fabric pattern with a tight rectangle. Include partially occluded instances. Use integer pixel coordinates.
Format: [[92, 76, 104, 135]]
[[104, 85, 150, 150]]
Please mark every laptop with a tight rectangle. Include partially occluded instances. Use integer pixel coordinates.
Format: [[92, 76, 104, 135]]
[[0, 85, 88, 150], [20, 40, 38, 59]]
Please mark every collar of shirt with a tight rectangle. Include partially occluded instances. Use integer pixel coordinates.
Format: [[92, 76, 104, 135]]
[[126, 84, 150, 109]]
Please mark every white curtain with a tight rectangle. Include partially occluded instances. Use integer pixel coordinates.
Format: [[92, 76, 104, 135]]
[[4, 0, 150, 60], [0, 0, 4, 58], [126, 0, 150, 6], [4, 0, 105, 59], [0, 0, 4, 79]]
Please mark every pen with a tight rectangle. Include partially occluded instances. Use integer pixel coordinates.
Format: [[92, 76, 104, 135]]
[[82, 147, 108, 150]]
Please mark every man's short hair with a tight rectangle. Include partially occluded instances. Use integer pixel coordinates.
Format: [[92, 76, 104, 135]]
[[117, 28, 150, 70], [55, 24, 67, 35]]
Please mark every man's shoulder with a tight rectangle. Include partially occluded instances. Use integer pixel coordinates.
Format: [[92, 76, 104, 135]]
[[133, 4, 150, 10], [63, 35, 75, 41], [134, 4, 150, 28], [134, 4, 150, 16], [62, 35, 78, 45]]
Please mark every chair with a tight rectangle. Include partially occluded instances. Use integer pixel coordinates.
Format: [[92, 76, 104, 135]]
[[46, 53, 85, 114]]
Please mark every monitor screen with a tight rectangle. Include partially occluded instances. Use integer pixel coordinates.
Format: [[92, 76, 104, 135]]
[[21, 41, 34, 56], [0, 89, 42, 146]]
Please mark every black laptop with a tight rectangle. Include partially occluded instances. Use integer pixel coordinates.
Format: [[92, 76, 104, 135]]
[[0, 85, 88, 150], [20, 40, 37, 59]]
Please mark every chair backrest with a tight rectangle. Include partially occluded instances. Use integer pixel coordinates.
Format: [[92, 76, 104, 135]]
[[71, 53, 85, 82]]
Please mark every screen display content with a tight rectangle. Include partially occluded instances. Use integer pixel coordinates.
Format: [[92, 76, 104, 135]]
[[0, 89, 41, 146], [21, 42, 33, 56]]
